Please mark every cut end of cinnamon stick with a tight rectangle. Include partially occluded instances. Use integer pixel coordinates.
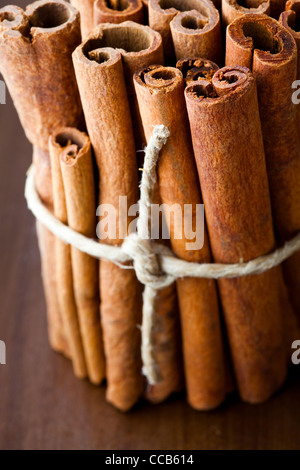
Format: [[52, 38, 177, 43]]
[[94, 0, 144, 26], [81, 20, 161, 55], [0, 1, 79, 38], [135, 64, 182, 91], [185, 65, 252, 104], [226, 14, 297, 68], [176, 57, 219, 85], [221, 0, 270, 28], [280, 1, 300, 38], [51, 127, 90, 159]]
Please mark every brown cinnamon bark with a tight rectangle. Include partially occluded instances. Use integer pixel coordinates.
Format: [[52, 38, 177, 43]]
[[70, 0, 95, 38], [33, 147, 68, 355], [0, 1, 82, 152], [226, 15, 300, 324], [221, 0, 270, 27], [73, 43, 144, 411], [149, 0, 222, 64], [135, 65, 226, 410], [76, 21, 163, 157], [55, 128, 106, 385], [176, 57, 219, 85], [49, 134, 87, 380], [145, 284, 184, 404], [280, 1, 300, 78], [0, 1, 83, 356], [94, 0, 144, 25], [185, 66, 287, 404]]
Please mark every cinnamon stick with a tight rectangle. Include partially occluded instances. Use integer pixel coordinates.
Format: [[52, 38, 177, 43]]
[[36, 222, 68, 354], [33, 147, 69, 355], [0, 1, 83, 356], [56, 128, 106, 384], [145, 283, 184, 404], [226, 15, 300, 323], [94, 0, 144, 25], [73, 43, 144, 411], [0, 1, 82, 152], [149, 0, 222, 64], [185, 66, 287, 404], [49, 134, 87, 380], [70, 0, 95, 38], [176, 57, 219, 85], [135, 65, 226, 410], [222, 0, 270, 27], [77, 21, 163, 158]]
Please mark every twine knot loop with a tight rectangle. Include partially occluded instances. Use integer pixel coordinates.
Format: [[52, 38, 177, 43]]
[[122, 233, 175, 290]]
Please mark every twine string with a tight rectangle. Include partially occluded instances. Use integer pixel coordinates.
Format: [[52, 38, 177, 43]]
[[25, 124, 300, 384]]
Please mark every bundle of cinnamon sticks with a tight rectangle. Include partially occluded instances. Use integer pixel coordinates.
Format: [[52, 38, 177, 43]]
[[0, 0, 299, 412]]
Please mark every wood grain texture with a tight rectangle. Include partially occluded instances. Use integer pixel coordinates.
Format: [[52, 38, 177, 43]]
[[0, 0, 299, 450]]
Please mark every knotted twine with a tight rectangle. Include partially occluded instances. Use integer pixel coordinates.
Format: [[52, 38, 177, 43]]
[[25, 124, 300, 385]]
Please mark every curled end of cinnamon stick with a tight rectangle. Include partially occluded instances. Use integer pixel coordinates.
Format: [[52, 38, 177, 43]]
[[0, 5, 29, 37], [226, 14, 296, 68], [51, 127, 91, 166], [94, 0, 144, 25], [280, 2, 300, 38], [222, 0, 270, 28], [176, 57, 219, 85], [26, 0, 79, 35], [185, 65, 253, 105], [170, 3, 219, 36], [0, 1, 79, 38], [81, 20, 161, 57], [135, 63, 182, 91]]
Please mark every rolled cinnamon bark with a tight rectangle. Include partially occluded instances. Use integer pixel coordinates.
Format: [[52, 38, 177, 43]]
[[94, 0, 144, 25], [176, 57, 219, 85], [56, 128, 106, 385], [73, 43, 144, 411], [226, 15, 300, 322], [135, 65, 226, 410], [185, 66, 287, 404], [0, 1, 82, 152], [149, 0, 222, 64], [49, 134, 87, 380], [145, 283, 184, 404], [0, 1, 83, 355], [70, 0, 95, 38], [280, 1, 300, 78], [79, 22, 163, 150], [222, 0, 270, 27], [36, 222, 68, 354], [33, 147, 68, 355]]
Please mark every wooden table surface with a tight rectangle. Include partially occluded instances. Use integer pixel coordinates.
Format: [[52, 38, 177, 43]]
[[0, 1, 300, 450]]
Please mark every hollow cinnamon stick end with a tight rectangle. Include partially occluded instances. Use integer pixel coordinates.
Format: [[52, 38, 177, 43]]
[[0, 5, 28, 34], [94, 0, 144, 26], [176, 57, 219, 85]]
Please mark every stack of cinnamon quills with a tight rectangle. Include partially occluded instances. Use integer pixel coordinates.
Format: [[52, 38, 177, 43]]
[[0, 0, 299, 412]]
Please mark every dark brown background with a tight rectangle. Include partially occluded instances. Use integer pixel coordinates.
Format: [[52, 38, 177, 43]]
[[0, 0, 300, 451]]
